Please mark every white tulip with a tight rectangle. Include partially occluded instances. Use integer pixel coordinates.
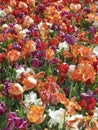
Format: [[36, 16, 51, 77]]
[[0, 10, 6, 17], [48, 108, 65, 129], [93, 46, 98, 57], [58, 41, 69, 52]]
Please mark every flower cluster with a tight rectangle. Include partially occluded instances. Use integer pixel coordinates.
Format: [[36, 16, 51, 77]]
[[0, 0, 98, 130]]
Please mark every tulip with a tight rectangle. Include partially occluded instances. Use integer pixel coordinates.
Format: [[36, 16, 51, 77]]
[[0, 102, 7, 115]]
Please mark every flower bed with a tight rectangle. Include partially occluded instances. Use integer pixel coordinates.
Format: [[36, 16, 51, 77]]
[[0, 0, 98, 130]]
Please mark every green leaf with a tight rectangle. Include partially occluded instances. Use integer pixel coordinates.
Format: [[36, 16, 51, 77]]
[[17, 105, 24, 118], [0, 58, 16, 82], [0, 114, 7, 128], [80, 20, 89, 31], [87, 32, 92, 40], [0, 39, 11, 53]]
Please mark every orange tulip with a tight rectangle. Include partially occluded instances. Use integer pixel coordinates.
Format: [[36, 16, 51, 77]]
[[8, 83, 24, 95], [66, 97, 82, 116], [7, 49, 20, 63], [46, 75, 57, 83], [67, 44, 96, 64], [22, 40, 36, 57], [18, 2, 28, 9], [27, 105, 45, 124], [22, 75, 37, 91], [70, 63, 96, 83], [27, 0, 35, 5], [90, 3, 96, 12], [55, 93, 68, 106], [87, 13, 95, 22], [35, 71, 45, 79], [66, 116, 84, 129], [9, 0, 16, 7], [46, 48, 54, 61], [25, 40, 36, 52]]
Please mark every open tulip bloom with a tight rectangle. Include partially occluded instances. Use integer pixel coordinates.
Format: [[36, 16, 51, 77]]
[[0, 0, 98, 130]]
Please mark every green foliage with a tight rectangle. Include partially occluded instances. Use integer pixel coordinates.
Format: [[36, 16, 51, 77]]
[[0, 114, 7, 128], [87, 32, 92, 40], [0, 59, 16, 82], [80, 20, 89, 31], [0, 96, 15, 128], [25, 56, 32, 67], [90, 76, 98, 91], [0, 39, 11, 53]]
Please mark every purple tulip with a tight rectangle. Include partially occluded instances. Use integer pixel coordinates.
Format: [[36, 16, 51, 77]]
[[59, 31, 66, 39], [32, 50, 38, 58], [51, 24, 61, 31], [31, 58, 43, 68], [33, 38, 41, 44], [7, 112, 17, 119], [0, 20, 6, 24], [89, 26, 96, 34], [2, 81, 12, 97], [65, 34, 76, 45], [4, 124, 14, 130], [26, 31, 32, 36], [15, 63, 26, 70], [18, 121, 28, 129], [63, 88, 70, 97], [8, 28, 15, 34], [0, 102, 7, 115], [49, 45, 56, 51], [61, 11, 69, 17], [22, 38, 29, 43], [5, 112, 28, 130], [83, 7, 90, 13], [32, 50, 46, 59], [49, 57, 58, 64], [2, 29, 8, 33], [18, 13, 25, 18], [57, 4, 63, 10], [14, 117, 27, 129], [63, 18, 67, 23], [12, 42, 22, 51], [80, 90, 94, 100], [30, 24, 39, 32], [35, 4, 45, 14], [9, 23, 14, 28]]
